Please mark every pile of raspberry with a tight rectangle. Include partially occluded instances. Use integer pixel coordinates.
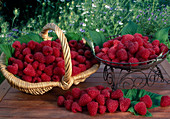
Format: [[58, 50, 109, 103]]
[[95, 33, 169, 66], [7, 39, 98, 83], [57, 86, 170, 116]]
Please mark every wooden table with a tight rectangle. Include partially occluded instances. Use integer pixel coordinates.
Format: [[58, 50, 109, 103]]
[[0, 60, 170, 119]]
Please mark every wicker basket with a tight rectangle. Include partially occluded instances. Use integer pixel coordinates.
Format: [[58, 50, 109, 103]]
[[0, 23, 100, 95]]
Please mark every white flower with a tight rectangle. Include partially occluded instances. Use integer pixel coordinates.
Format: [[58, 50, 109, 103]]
[[0, 34, 4, 37], [76, 5, 80, 7], [91, 23, 93, 25], [60, 0, 65, 2], [81, 11, 89, 15], [113, 14, 115, 16], [82, 23, 86, 26], [105, 5, 111, 9], [81, 3, 85, 5], [62, 30, 66, 33], [96, 29, 99, 32], [92, 3, 96, 7], [69, 7, 73, 10], [118, 21, 123, 25], [78, 8, 82, 10], [85, 18, 88, 22], [59, 7, 62, 9]]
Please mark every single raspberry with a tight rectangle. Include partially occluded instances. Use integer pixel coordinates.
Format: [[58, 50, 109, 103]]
[[111, 58, 120, 66], [35, 70, 42, 77], [77, 43, 85, 50], [143, 42, 153, 48], [95, 94, 105, 106], [44, 65, 53, 76], [153, 46, 160, 55], [22, 47, 31, 55], [78, 49, 84, 55], [64, 100, 73, 110], [34, 52, 45, 63], [134, 102, 147, 115], [57, 60, 65, 69], [72, 66, 81, 76], [152, 40, 160, 46], [101, 89, 110, 98], [98, 105, 106, 114], [103, 42, 111, 48], [53, 47, 60, 57], [45, 55, 55, 64], [57, 96, 65, 107], [96, 85, 105, 90], [101, 47, 109, 54], [113, 40, 120, 48], [160, 96, 170, 107], [101, 54, 110, 61], [85, 61, 92, 69], [27, 40, 36, 50], [87, 101, 98, 116], [128, 57, 139, 66], [84, 50, 93, 59], [41, 73, 51, 82], [66, 94, 74, 100], [71, 60, 79, 66], [18, 54, 24, 60], [128, 41, 139, 54], [23, 62, 28, 67], [160, 45, 168, 54], [38, 63, 45, 71], [121, 34, 134, 44], [21, 43, 27, 50], [119, 97, 131, 112], [139, 48, 150, 59], [108, 40, 113, 45], [71, 51, 79, 59], [71, 47, 77, 51], [32, 77, 41, 83], [96, 52, 105, 58], [140, 95, 152, 108], [87, 89, 100, 99], [34, 43, 43, 53], [143, 36, 149, 41], [52, 75, 61, 82], [69, 40, 78, 48], [41, 40, 51, 47], [116, 42, 125, 50], [22, 75, 32, 82], [64, 91, 72, 99], [23, 64, 36, 76], [76, 55, 86, 63], [12, 41, 21, 49], [106, 99, 118, 113], [32, 61, 39, 70], [149, 54, 158, 59], [134, 33, 143, 38], [53, 67, 65, 76], [71, 88, 81, 99], [148, 48, 155, 55], [7, 63, 18, 75], [13, 59, 24, 70], [78, 93, 92, 106], [25, 54, 34, 63], [94, 46, 100, 54], [78, 64, 86, 72], [111, 89, 124, 99], [116, 49, 128, 61], [55, 57, 63, 62], [42, 46, 53, 56], [71, 102, 82, 113], [51, 41, 58, 47], [8, 57, 15, 65], [133, 36, 144, 46], [108, 47, 116, 59], [14, 50, 20, 58], [105, 87, 112, 92]]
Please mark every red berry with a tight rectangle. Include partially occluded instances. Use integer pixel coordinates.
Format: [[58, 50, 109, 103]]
[[76, 55, 86, 63], [116, 49, 128, 61], [64, 100, 73, 110], [57, 96, 65, 107], [71, 102, 82, 113], [45, 55, 55, 64], [53, 47, 60, 57], [111, 89, 124, 99], [25, 54, 34, 63], [27, 40, 36, 50], [101, 89, 110, 98], [87, 101, 98, 116], [13, 59, 24, 70], [119, 97, 131, 112], [72, 66, 81, 76], [44, 65, 53, 76], [128, 57, 139, 66], [98, 105, 106, 114], [87, 89, 100, 99], [12, 41, 21, 49], [22, 47, 31, 55], [7, 63, 18, 75], [69, 40, 78, 48], [72, 88, 81, 99], [134, 102, 147, 115], [78, 93, 92, 106], [41, 73, 51, 82], [23, 64, 36, 77], [152, 40, 160, 46], [71, 51, 79, 59], [106, 99, 118, 113], [42, 46, 53, 56], [140, 95, 152, 108], [160, 96, 170, 107], [52, 75, 61, 82], [103, 42, 111, 48], [41, 40, 52, 47], [96, 94, 105, 106], [22, 75, 32, 82], [32, 77, 41, 83], [34, 52, 45, 63]]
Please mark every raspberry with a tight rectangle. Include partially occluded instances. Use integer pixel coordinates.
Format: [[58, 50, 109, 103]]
[[42, 46, 53, 56], [84, 50, 93, 59], [57, 96, 65, 107], [128, 41, 139, 54], [57, 60, 65, 68], [45, 55, 55, 64], [27, 40, 36, 50], [25, 54, 34, 63], [119, 97, 131, 112], [38, 63, 45, 71], [34, 43, 43, 53], [96, 85, 105, 90], [69, 40, 78, 48], [41, 73, 51, 82], [113, 40, 120, 48], [133, 36, 143, 46], [51, 41, 58, 47], [76, 55, 86, 64], [144, 42, 153, 48], [160, 96, 170, 107], [41, 40, 51, 47], [108, 47, 116, 59], [64, 91, 72, 98], [64, 100, 73, 110], [12, 41, 21, 49], [77, 43, 85, 50], [106, 99, 118, 113], [134, 102, 147, 115], [72, 60, 79, 66], [8, 57, 15, 65], [87, 89, 100, 99], [121, 34, 134, 44], [143, 36, 149, 41], [66, 94, 74, 100], [149, 54, 158, 60], [78, 49, 84, 55], [55, 57, 63, 62], [85, 61, 92, 69], [71, 51, 79, 59], [78, 64, 86, 72], [108, 40, 113, 45], [24, 62, 28, 67], [96, 52, 105, 58], [85, 46, 91, 50], [72, 88, 81, 99], [56, 39, 61, 43], [71, 102, 82, 113], [22, 75, 32, 82], [14, 50, 20, 58], [22, 47, 31, 55], [52, 75, 61, 82], [18, 54, 24, 60], [13, 59, 24, 70], [7, 63, 18, 75], [71, 47, 77, 51], [139, 48, 150, 59], [117, 42, 125, 50], [140, 95, 152, 108], [32, 77, 41, 83], [98, 105, 106, 114], [53, 47, 60, 57], [101, 47, 109, 54], [21, 43, 27, 50], [23, 64, 36, 76], [113, 36, 122, 40], [128, 57, 139, 66], [32, 61, 39, 70], [101, 54, 110, 61], [152, 40, 160, 46], [44, 65, 53, 76], [160, 45, 168, 54], [17, 70, 23, 77], [134, 33, 143, 38], [36, 70, 42, 77], [53, 67, 65, 76], [87, 101, 98, 116], [94, 46, 100, 54], [148, 48, 155, 55], [95, 94, 105, 106], [78, 94, 92, 106], [34, 52, 45, 63], [116, 49, 128, 61], [111, 89, 124, 99], [111, 58, 120, 66], [153, 46, 160, 55], [72, 66, 81, 76], [103, 42, 111, 48], [105, 87, 112, 92], [101, 89, 110, 98]]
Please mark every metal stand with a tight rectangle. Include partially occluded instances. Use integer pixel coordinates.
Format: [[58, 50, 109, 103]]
[[103, 64, 170, 90]]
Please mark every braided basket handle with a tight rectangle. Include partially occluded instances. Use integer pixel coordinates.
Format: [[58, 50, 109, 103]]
[[39, 23, 72, 88]]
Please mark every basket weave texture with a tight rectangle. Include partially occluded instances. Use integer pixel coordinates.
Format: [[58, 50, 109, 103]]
[[0, 23, 100, 95]]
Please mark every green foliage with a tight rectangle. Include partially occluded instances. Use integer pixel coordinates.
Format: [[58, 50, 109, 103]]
[[65, 32, 82, 41]]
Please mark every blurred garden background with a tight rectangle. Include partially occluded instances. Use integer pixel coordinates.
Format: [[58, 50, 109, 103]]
[[0, 0, 169, 83]]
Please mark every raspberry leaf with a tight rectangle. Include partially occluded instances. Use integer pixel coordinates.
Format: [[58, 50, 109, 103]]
[[65, 32, 82, 41]]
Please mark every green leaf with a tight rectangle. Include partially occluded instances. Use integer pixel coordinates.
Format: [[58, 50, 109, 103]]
[[84, 36, 95, 54], [16, 33, 43, 44], [121, 20, 143, 35], [65, 32, 82, 41]]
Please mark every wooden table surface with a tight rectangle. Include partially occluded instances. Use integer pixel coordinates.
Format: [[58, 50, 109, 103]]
[[0, 60, 170, 119]]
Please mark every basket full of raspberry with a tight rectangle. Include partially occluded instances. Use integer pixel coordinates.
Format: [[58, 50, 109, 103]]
[[0, 23, 100, 95]]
